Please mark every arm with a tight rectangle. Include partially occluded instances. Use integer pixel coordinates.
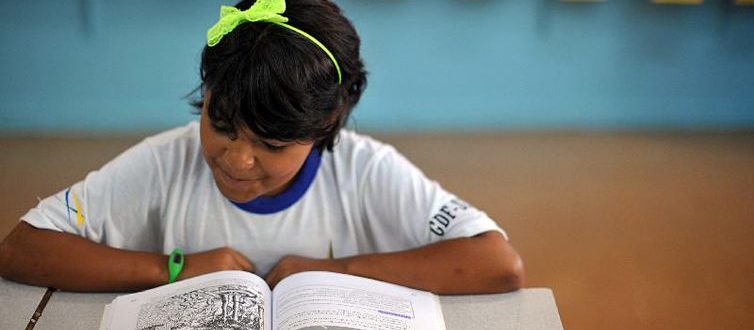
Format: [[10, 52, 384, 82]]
[[0, 222, 254, 292], [265, 231, 524, 294]]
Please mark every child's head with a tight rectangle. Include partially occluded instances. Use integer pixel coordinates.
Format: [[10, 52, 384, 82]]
[[193, 0, 367, 152]]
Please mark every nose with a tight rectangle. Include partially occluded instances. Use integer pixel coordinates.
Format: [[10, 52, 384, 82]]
[[224, 140, 255, 171]]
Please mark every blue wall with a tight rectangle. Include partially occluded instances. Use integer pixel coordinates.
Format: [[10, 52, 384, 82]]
[[1, 0, 753, 134]]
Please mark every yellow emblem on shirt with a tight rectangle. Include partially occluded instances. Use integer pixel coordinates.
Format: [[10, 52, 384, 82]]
[[71, 191, 84, 228], [65, 188, 85, 228]]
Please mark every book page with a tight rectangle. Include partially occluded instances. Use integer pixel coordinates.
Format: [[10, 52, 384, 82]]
[[102, 270, 272, 330], [272, 271, 445, 330]]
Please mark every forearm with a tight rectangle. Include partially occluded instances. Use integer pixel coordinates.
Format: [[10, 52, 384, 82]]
[[342, 231, 524, 294], [0, 222, 167, 292]]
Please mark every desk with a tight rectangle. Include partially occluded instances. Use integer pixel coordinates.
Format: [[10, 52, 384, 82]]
[[1, 278, 563, 329], [0, 279, 47, 329]]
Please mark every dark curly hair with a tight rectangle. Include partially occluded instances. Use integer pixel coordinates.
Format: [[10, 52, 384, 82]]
[[191, 0, 367, 151]]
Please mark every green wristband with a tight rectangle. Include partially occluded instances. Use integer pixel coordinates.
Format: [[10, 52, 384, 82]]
[[167, 248, 184, 284]]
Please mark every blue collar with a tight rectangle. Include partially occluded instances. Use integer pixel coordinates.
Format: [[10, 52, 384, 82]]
[[231, 149, 321, 214]]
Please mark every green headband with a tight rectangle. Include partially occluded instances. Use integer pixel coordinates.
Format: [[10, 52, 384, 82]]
[[207, 0, 343, 85]]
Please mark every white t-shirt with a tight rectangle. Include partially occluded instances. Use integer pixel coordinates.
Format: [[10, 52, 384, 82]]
[[22, 122, 505, 275]]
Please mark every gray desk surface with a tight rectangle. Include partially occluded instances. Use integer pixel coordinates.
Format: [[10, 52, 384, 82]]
[[0, 279, 47, 330], [1, 279, 563, 330]]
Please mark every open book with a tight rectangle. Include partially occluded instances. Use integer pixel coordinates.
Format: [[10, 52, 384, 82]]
[[99, 270, 446, 330]]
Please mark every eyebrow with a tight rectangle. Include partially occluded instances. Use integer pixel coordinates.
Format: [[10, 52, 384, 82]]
[[233, 124, 303, 146], [242, 133, 289, 146]]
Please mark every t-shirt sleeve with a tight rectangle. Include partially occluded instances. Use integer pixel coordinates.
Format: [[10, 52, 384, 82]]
[[20, 139, 164, 251], [359, 146, 507, 251]]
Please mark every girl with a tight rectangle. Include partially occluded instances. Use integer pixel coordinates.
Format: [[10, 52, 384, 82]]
[[0, 0, 523, 294]]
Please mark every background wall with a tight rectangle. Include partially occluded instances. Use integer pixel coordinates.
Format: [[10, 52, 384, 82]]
[[1, 0, 753, 134]]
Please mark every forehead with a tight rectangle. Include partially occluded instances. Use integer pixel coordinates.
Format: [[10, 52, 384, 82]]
[[202, 91, 252, 130], [201, 87, 320, 146], [203, 109, 316, 146]]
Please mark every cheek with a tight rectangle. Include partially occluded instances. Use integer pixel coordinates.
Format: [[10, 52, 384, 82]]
[[203, 142, 221, 159], [262, 156, 301, 179], [200, 130, 225, 161], [262, 148, 312, 180]]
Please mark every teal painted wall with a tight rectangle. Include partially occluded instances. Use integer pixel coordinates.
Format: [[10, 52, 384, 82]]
[[1, 1, 753, 134]]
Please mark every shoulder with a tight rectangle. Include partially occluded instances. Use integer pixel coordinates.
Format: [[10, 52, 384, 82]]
[[103, 121, 205, 188], [143, 121, 199, 150], [328, 129, 396, 169], [323, 130, 422, 191], [139, 121, 202, 164]]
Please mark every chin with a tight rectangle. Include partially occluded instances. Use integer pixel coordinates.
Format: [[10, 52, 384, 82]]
[[226, 192, 259, 203], [216, 185, 260, 203]]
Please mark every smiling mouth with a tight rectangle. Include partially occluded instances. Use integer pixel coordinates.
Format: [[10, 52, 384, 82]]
[[217, 167, 260, 186]]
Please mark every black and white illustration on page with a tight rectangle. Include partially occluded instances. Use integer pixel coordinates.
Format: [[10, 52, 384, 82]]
[[134, 282, 265, 330]]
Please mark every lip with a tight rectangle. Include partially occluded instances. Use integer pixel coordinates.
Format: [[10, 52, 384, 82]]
[[216, 166, 259, 190]]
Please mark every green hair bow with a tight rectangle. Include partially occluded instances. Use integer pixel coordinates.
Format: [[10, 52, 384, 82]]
[[206, 0, 342, 85]]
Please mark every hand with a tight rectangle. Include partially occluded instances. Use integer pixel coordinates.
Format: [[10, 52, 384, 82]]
[[179, 247, 255, 280], [265, 255, 347, 288]]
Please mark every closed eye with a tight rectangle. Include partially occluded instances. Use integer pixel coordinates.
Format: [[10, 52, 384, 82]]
[[260, 141, 287, 151], [210, 121, 236, 138], [210, 120, 229, 132]]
